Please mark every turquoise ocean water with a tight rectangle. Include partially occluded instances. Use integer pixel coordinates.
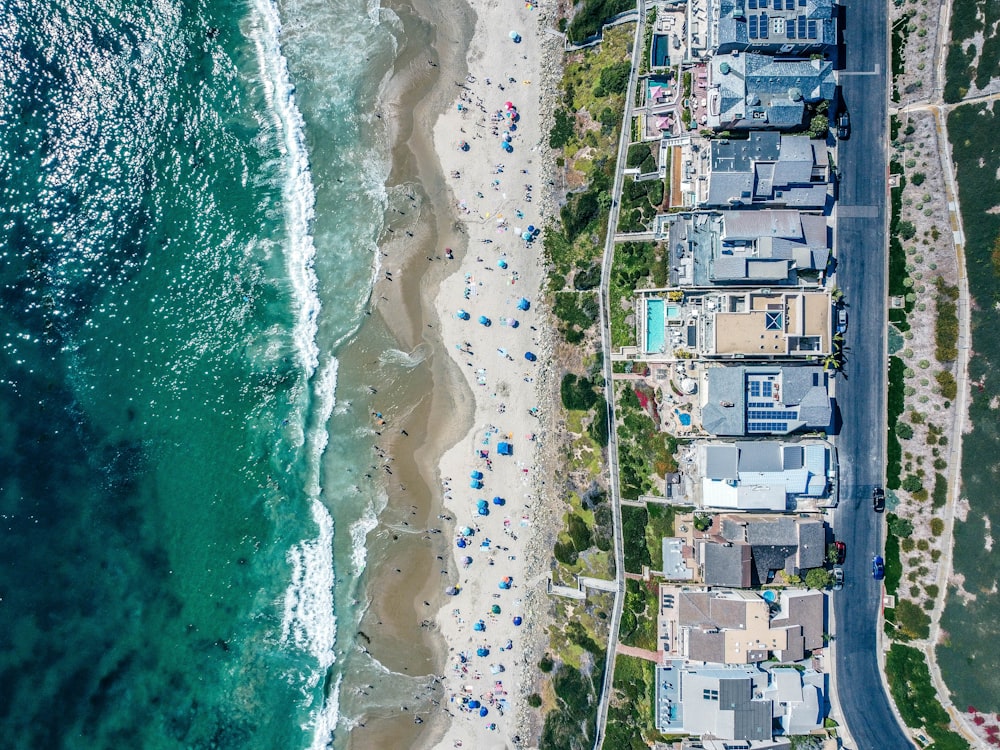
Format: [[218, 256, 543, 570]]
[[0, 0, 400, 746]]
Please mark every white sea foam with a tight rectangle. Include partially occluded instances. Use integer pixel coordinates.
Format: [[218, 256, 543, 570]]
[[378, 343, 429, 368], [249, 1, 343, 745], [348, 501, 379, 575]]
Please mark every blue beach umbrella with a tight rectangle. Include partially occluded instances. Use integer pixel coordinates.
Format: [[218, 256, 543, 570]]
[[513, 616, 523, 626], [478, 506, 490, 517], [524, 351, 537, 362], [502, 142, 513, 153], [456, 538, 467, 548], [473, 620, 485, 632], [492, 496, 506, 506], [457, 309, 470, 320], [521, 231, 532, 241], [479, 707, 489, 717], [517, 297, 530, 311], [497, 258, 508, 269], [471, 479, 483, 489], [508, 319, 519, 328], [468, 699, 480, 709], [471, 471, 483, 480], [477, 647, 490, 657], [527, 225, 535, 234], [478, 315, 491, 326]]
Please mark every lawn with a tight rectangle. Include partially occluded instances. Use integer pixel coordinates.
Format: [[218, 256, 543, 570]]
[[937, 101, 1000, 713], [886, 645, 969, 750]]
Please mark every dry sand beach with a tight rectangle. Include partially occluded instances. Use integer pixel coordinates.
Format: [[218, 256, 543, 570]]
[[429, 2, 562, 748]]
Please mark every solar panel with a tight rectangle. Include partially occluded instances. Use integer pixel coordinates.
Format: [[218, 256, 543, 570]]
[[799, 0, 806, 5], [762, 381, 773, 397], [749, 422, 789, 432], [787, 0, 795, 9], [748, 0, 757, 8], [798, 16, 807, 38], [808, 20, 817, 39], [787, 22, 795, 38], [760, 13, 769, 37], [749, 15, 758, 38], [760, 0, 768, 7]]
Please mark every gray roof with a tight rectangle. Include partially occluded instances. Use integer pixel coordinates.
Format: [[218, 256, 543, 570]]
[[706, 134, 828, 209], [703, 366, 831, 437], [717, 0, 837, 55], [706, 444, 741, 479], [722, 516, 828, 581], [703, 541, 753, 587], [711, 53, 835, 131], [721, 679, 773, 741], [735, 441, 784, 472], [796, 519, 827, 569]]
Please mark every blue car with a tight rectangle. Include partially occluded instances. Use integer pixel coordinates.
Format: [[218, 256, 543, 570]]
[[872, 555, 885, 581]]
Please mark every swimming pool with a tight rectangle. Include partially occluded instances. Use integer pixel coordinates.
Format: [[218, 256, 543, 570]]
[[646, 299, 666, 353], [666, 304, 681, 319]]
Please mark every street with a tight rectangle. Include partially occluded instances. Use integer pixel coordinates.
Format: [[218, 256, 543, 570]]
[[832, 1, 914, 748]]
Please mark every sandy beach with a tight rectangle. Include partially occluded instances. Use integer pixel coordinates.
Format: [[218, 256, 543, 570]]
[[427, 2, 563, 748], [343, 0, 562, 747]]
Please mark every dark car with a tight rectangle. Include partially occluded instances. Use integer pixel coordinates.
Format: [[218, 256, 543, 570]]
[[873, 486, 886, 512], [833, 566, 845, 591], [872, 555, 885, 581], [834, 540, 847, 564], [837, 111, 850, 139]]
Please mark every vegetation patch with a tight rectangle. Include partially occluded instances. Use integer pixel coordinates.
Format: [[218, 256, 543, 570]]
[[619, 578, 658, 650], [886, 645, 970, 750], [608, 242, 667, 348], [938, 101, 1000, 713], [615, 383, 678, 500], [935, 277, 960, 363], [566, 0, 633, 45], [621, 504, 651, 573], [887, 356, 906, 489]]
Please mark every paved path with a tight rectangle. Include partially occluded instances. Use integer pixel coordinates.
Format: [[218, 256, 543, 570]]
[[592, 5, 644, 748], [616, 644, 661, 663]]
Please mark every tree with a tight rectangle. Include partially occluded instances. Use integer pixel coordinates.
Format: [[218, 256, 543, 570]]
[[808, 114, 829, 139], [805, 567, 833, 589], [693, 513, 713, 532]]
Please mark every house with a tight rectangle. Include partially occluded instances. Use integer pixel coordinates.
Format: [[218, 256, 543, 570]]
[[705, 132, 830, 209], [656, 659, 827, 739], [708, 53, 835, 131], [635, 288, 831, 361], [720, 514, 827, 584], [656, 661, 773, 739], [700, 441, 829, 510], [700, 365, 833, 436], [660, 210, 831, 287], [661, 587, 825, 663], [715, 0, 838, 57]]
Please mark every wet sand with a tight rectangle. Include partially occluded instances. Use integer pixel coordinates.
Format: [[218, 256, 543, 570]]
[[339, 0, 476, 747]]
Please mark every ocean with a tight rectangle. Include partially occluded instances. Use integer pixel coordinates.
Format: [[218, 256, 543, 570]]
[[0, 0, 401, 746]]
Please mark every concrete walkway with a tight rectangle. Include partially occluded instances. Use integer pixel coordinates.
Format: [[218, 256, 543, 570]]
[[616, 643, 661, 663]]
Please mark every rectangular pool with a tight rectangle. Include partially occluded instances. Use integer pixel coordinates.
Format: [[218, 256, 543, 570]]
[[646, 299, 666, 353]]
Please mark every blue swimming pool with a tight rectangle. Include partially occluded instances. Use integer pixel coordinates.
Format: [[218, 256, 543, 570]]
[[647, 299, 666, 353], [675, 410, 691, 426]]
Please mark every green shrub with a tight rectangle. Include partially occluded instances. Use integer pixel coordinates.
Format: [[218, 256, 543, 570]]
[[567, 513, 594, 552], [528, 693, 543, 708], [930, 517, 945, 536], [550, 108, 576, 149], [901, 474, 923, 493], [936, 368, 958, 399], [565, 0, 633, 43], [539, 654, 555, 673], [932, 473, 948, 509], [626, 143, 651, 169], [599, 61, 632, 95], [895, 599, 931, 639], [561, 373, 599, 411], [805, 567, 833, 589], [911, 172, 926, 186], [935, 278, 959, 362], [896, 422, 914, 440], [889, 513, 914, 537]]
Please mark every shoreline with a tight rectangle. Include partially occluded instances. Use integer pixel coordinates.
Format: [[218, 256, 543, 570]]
[[338, 0, 478, 747], [338, 0, 564, 746]]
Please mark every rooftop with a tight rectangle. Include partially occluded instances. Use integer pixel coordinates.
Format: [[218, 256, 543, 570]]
[[716, 0, 837, 55], [663, 210, 831, 287], [706, 132, 830, 209], [708, 53, 835, 130], [700, 441, 829, 510], [700, 364, 833, 436]]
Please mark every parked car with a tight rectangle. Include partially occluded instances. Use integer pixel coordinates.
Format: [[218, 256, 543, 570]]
[[833, 566, 845, 591], [873, 486, 886, 512], [834, 540, 847, 564], [837, 111, 850, 139], [837, 307, 848, 333], [872, 555, 885, 581]]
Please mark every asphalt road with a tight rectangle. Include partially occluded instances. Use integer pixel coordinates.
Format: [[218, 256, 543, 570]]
[[832, 2, 913, 748]]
